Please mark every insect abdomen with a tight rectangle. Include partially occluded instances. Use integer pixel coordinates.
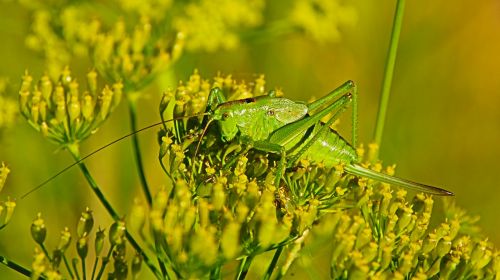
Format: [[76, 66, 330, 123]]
[[298, 124, 357, 167]]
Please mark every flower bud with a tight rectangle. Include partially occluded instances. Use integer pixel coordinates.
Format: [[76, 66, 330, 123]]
[[95, 228, 105, 256], [131, 253, 142, 278], [109, 220, 126, 246], [0, 163, 10, 193], [87, 70, 97, 96], [221, 221, 241, 259], [76, 235, 88, 259], [77, 208, 94, 238], [129, 199, 146, 234], [436, 236, 452, 258], [31, 213, 46, 245], [57, 227, 71, 252]]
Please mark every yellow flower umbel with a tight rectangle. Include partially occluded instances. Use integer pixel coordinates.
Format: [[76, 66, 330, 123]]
[[173, 0, 265, 52], [28, 209, 141, 279], [18, 67, 122, 147], [149, 70, 499, 279], [290, 0, 357, 43], [93, 17, 184, 93]]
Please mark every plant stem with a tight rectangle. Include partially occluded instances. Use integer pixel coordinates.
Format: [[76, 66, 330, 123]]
[[235, 255, 254, 280], [263, 246, 284, 280], [276, 230, 309, 280], [66, 144, 163, 279], [128, 98, 153, 206], [373, 0, 406, 156], [0, 255, 38, 278], [81, 259, 87, 280]]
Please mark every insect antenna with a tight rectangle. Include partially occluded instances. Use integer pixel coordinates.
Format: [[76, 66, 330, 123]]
[[19, 112, 209, 200], [190, 117, 214, 179]]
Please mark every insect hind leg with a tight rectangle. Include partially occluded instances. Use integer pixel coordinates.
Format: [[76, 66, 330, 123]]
[[307, 80, 358, 147]]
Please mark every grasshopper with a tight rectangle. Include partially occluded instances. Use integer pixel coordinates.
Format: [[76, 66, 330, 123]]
[[201, 80, 453, 196]]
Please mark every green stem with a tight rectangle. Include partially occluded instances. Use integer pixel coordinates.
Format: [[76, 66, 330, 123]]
[[95, 247, 113, 280], [91, 257, 99, 280], [209, 265, 221, 279], [0, 255, 39, 278], [235, 255, 254, 280], [66, 144, 163, 279], [63, 255, 75, 279], [276, 230, 309, 280], [153, 231, 169, 279], [263, 246, 284, 280], [81, 259, 87, 280], [373, 0, 406, 155], [128, 98, 153, 206], [72, 258, 82, 280]]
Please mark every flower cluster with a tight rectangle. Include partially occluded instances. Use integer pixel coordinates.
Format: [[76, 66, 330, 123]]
[[146, 71, 499, 278], [290, 0, 357, 43], [18, 68, 122, 146], [30, 209, 141, 279], [173, 0, 265, 52], [25, 6, 101, 79], [92, 18, 184, 92]]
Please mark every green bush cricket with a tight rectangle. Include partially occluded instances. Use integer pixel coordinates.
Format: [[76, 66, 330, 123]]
[[202, 80, 453, 196], [20, 80, 453, 199]]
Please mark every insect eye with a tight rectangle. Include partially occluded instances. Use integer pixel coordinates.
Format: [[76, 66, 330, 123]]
[[267, 109, 275, 116], [222, 112, 229, 119]]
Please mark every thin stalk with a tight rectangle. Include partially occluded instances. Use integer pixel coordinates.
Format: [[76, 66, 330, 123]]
[[153, 231, 169, 279], [276, 230, 309, 280], [263, 246, 284, 280], [91, 257, 99, 280], [0, 255, 38, 278], [66, 144, 163, 279], [81, 259, 87, 280], [63, 255, 75, 279], [95, 247, 114, 280], [128, 98, 153, 206], [209, 265, 221, 279], [235, 255, 254, 280], [72, 258, 82, 280], [373, 0, 406, 156]]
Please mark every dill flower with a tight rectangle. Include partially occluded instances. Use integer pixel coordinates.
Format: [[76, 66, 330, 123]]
[[28, 209, 139, 279], [151, 70, 499, 278], [92, 17, 184, 93], [290, 0, 357, 43], [18, 67, 122, 146], [24, 7, 101, 79], [173, 0, 265, 52]]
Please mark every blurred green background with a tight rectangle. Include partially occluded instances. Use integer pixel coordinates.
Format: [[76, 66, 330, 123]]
[[0, 0, 499, 278]]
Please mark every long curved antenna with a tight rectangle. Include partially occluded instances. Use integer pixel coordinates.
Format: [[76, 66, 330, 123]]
[[20, 112, 208, 199], [189, 118, 214, 179]]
